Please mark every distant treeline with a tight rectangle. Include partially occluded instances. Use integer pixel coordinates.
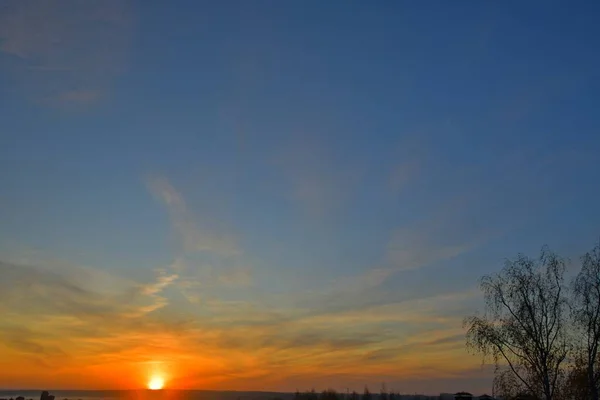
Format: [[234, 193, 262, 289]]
[[288, 388, 439, 400]]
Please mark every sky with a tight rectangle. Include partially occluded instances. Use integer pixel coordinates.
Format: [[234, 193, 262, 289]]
[[1, 0, 600, 395]]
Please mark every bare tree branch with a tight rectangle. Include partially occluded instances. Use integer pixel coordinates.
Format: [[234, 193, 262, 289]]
[[464, 247, 568, 400]]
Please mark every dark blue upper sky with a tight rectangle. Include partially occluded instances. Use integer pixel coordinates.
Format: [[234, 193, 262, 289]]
[[1, 0, 600, 392]]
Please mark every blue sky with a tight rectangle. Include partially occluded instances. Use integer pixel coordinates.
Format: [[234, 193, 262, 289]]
[[1, 0, 600, 393]]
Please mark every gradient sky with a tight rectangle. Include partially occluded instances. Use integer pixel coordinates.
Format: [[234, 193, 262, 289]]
[[1, 0, 600, 395]]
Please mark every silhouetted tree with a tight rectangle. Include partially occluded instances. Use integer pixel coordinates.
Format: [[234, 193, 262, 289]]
[[362, 387, 371, 400], [319, 390, 339, 400], [464, 247, 569, 400], [494, 368, 530, 400], [563, 356, 589, 400], [301, 389, 318, 400], [572, 243, 600, 400], [380, 384, 388, 400]]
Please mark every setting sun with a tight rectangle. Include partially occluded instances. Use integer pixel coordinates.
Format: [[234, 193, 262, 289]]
[[148, 376, 165, 390]]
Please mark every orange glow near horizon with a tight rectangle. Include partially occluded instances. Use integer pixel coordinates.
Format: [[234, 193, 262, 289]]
[[148, 375, 165, 390]]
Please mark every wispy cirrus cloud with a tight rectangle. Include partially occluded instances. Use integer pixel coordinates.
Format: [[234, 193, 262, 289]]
[[0, 261, 174, 323], [388, 158, 420, 194], [0, 254, 480, 391], [146, 175, 253, 307], [386, 135, 426, 195], [385, 224, 482, 272], [0, 0, 133, 106], [381, 142, 578, 274], [147, 175, 239, 257], [0, 171, 488, 390], [0, 256, 188, 387], [272, 136, 363, 220]]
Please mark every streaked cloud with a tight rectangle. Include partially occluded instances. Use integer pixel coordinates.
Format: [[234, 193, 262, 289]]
[[0, 0, 597, 394], [388, 158, 420, 194], [386, 226, 479, 272], [382, 143, 576, 273], [387, 135, 426, 195], [0, 148, 553, 391], [0, 143, 541, 392], [0, 260, 173, 322], [146, 175, 253, 310], [273, 136, 363, 219], [0, 0, 133, 105], [147, 175, 240, 257], [0, 255, 481, 390]]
